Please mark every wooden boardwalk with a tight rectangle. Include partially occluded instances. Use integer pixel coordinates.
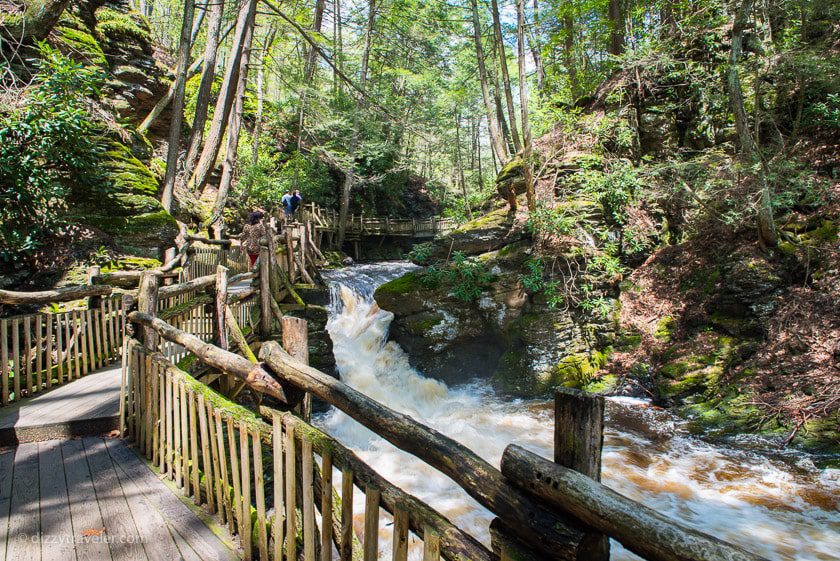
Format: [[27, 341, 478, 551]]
[[0, 364, 122, 446], [0, 437, 238, 561]]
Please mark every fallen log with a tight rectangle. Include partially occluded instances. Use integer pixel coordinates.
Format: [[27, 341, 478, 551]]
[[158, 271, 255, 299], [185, 234, 233, 247], [92, 270, 179, 288], [500, 445, 771, 561], [128, 311, 292, 404], [258, 341, 590, 560], [0, 284, 112, 305]]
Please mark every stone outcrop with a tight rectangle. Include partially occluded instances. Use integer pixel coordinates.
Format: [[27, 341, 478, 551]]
[[376, 239, 615, 395]]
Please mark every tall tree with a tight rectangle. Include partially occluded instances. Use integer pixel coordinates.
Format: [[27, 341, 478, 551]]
[[470, 0, 508, 164], [727, 0, 777, 247], [210, 4, 257, 236], [253, 26, 277, 166], [297, 0, 327, 150], [607, 0, 625, 56], [517, 0, 535, 211], [529, 0, 545, 90], [188, 0, 258, 193], [160, 0, 197, 212], [491, 0, 522, 153], [563, 12, 579, 98], [183, 0, 227, 179]]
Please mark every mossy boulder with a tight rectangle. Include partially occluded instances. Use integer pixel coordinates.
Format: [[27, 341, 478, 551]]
[[376, 242, 614, 394], [52, 23, 107, 67], [495, 156, 527, 206], [67, 140, 177, 256], [427, 207, 524, 259]]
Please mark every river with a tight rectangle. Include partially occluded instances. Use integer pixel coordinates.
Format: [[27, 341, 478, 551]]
[[317, 262, 840, 561]]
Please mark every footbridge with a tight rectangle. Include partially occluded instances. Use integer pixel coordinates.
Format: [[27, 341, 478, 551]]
[[300, 203, 458, 242], [0, 221, 770, 561]]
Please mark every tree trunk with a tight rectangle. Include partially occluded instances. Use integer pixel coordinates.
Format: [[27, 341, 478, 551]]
[[253, 26, 277, 166], [334, 0, 343, 95], [608, 0, 625, 56], [529, 0, 545, 90], [469, 0, 508, 164], [210, 9, 257, 232], [727, 0, 777, 247], [0, 0, 71, 41], [454, 112, 472, 219], [360, 0, 377, 87], [491, 0, 522, 153], [297, 0, 327, 151], [517, 0, 535, 211], [161, 0, 197, 213], [183, 0, 227, 178], [563, 14, 579, 98], [188, 0, 258, 194]]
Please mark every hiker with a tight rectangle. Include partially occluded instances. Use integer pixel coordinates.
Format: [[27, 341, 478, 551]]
[[240, 210, 266, 269], [290, 190, 303, 218], [281, 191, 293, 222]]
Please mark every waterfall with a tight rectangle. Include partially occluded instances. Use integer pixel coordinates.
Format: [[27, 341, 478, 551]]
[[317, 263, 840, 561]]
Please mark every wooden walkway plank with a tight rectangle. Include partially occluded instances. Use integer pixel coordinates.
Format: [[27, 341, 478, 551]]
[[81, 437, 146, 561], [6, 442, 40, 561], [60, 439, 111, 561], [38, 440, 75, 561], [0, 448, 16, 560], [104, 438, 238, 561], [104, 438, 193, 561]]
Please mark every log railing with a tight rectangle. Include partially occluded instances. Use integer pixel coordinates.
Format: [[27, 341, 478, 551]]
[[300, 203, 457, 238], [0, 293, 127, 405], [123, 323, 487, 561], [123, 277, 773, 561]]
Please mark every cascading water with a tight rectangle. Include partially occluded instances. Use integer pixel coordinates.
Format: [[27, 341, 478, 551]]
[[318, 262, 840, 561]]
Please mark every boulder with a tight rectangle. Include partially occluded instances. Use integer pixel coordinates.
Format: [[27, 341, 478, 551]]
[[427, 207, 524, 259], [67, 140, 178, 256], [375, 241, 614, 395]]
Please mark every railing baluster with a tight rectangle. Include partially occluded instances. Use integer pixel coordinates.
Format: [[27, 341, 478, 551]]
[[23, 315, 32, 396], [422, 527, 441, 561], [180, 381, 190, 496], [189, 388, 200, 504], [227, 416, 243, 538], [340, 467, 354, 561], [363, 486, 381, 561], [12, 317, 20, 399], [45, 314, 52, 389], [320, 449, 333, 561], [252, 427, 268, 560], [272, 414, 285, 561], [34, 314, 42, 392], [285, 421, 297, 561], [303, 437, 316, 561], [1, 318, 9, 404], [392, 503, 409, 561], [197, 393, 216, 514], [239, 422, 252, 561]]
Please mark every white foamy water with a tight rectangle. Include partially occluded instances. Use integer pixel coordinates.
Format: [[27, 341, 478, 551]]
[[318, 263, 840, 561]]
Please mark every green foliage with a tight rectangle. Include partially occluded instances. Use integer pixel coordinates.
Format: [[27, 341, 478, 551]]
[[578, 159, 639, 224], [0, 44, 103, 260], [526, 202, 576, 237], [520, 257, 546, 292], [421, 252, 496, 302], [95, 7, 151, 43], [236, 151, 334, 212], [407, 242, 434, 265]]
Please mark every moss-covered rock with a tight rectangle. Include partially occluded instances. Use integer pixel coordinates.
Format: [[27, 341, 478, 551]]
[[426, 207, 524, 259], [67, 139, 177, 256]]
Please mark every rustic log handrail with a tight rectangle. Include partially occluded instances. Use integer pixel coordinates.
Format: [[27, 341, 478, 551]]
[[501, 445, 770, 561], [185, 234, 233, 247], [157, 271, 256, 299], [0, 284, 113, 305], [128, 311, 293, 404], [91, 270, 180, 288], [300, 203, 457, 238], [257, 341, 589, 559]]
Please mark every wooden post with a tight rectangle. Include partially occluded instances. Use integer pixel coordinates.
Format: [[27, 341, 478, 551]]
[[285, 228, 295, 282], [259, 246, 272, 338], [214, 265, 229, 350], [137, 271, 160, 349], [554, 387, 609, 560], [281, 316, 311, 421]]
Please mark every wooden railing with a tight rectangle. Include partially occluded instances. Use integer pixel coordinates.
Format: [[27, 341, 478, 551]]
[[300, 203, 457, 238], [122, 343, 486, 561], [0, 293, 127, 405], [123, 268, 771, 561]]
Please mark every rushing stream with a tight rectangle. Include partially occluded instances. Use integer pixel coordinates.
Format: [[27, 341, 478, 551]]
[[317, 262, 840, 561]]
